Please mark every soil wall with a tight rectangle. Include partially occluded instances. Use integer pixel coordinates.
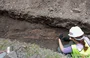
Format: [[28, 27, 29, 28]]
[[0, 0, 90, 33]]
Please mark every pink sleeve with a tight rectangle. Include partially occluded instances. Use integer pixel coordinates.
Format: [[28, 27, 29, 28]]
[[62, 46, 72, 54], [62, 44, 83, 54]]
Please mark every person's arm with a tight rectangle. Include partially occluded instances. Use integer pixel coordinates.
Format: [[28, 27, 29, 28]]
[[63, 47, 72, 54], [69, 37, 79, 44], [58, 39, 64, 52], [58, 38, 72, 54]]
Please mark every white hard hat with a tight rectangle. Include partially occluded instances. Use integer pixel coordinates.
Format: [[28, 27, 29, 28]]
[[68, 26, 84, 37]]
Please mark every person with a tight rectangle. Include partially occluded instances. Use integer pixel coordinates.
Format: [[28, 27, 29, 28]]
[[58, 26, 90, 58]]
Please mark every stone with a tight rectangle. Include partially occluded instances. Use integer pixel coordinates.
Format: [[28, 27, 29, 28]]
[[4, 51, 17, 58], [72, 8, 81, 13]]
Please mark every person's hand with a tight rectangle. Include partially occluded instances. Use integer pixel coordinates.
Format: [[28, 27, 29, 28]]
[[58, 38, 62, 43], [69, 37, 74, 41], [59, 34, 63, 40], [69, 37, 79, 44]]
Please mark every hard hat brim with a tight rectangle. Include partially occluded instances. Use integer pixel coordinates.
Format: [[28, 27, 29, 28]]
[[68, 33, 84, 38]]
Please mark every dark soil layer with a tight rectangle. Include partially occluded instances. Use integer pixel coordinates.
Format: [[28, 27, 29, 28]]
[[0, 15, 69, 51]]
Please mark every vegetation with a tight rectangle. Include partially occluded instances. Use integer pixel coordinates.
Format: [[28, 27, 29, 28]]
[[0, 38, 67, 58]]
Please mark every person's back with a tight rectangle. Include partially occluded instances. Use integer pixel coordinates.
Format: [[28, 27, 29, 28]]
[[71, 38, 90, 58]]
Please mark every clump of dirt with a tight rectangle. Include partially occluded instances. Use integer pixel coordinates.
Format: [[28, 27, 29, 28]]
[[0, 15, 69, 51]]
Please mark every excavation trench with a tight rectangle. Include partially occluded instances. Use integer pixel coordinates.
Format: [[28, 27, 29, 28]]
[[1, 10, 90, 52], [0, 14, 69, 52]]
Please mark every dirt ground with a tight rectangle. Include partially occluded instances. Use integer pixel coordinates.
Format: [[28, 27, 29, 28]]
[[0, 15, 69, 51]]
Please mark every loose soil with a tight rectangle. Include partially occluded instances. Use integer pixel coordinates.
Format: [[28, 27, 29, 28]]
[[0, 15, 69, 51]]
